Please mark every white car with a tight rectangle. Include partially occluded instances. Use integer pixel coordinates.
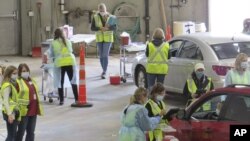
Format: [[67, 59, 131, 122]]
[[131, 32, 250, 94]]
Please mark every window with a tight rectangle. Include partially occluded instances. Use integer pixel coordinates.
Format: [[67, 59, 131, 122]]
[[169, 40, 183, 57], [191, 95, 227, 120], [178, 41, 203, 60], [211, 42, 250, 59], [224, 96, 250, 122]]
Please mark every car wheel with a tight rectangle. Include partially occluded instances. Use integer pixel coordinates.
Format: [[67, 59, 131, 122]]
[[135, 66, 148, 88]]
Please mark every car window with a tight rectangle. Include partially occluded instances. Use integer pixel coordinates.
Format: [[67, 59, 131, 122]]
[[191, 95, 227, 120], [211, 42, 250, 59], [224, 95, 250, 122], [169, 40, 184, 57], [178, 41, 203, 60], [170, 40, 183, 50]]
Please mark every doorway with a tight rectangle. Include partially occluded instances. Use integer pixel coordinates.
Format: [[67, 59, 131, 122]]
[[209, 0, 250, 33], [0, 0, 19, 55]]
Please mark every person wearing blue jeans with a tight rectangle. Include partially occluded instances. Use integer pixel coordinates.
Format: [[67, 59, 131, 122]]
[[145, 28, 170, 90], [91, 3, 116, 79], [147, 74, 165, 90], [97, 42, 112, 78]]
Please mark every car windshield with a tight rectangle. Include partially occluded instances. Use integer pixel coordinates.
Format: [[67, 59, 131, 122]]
[[211, 42, 250, 59]]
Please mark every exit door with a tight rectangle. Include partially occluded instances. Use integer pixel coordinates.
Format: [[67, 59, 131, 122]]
[[0, 0, 19, 55]]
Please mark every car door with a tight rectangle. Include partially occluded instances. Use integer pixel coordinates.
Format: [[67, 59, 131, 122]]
[[164, 40, 184, 92], [165, 40, 204, 93], [189, 94, 229, 141]]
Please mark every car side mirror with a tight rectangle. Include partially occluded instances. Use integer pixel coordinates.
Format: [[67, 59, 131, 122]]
[[176, 109, 186, 120]]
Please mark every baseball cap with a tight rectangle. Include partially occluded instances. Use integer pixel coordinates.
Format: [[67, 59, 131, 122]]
[[194, 63, 205, 71]]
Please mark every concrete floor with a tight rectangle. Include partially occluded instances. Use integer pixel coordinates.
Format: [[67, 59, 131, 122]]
[[0, 55, 183, 141], [0, 55, 137, 141]]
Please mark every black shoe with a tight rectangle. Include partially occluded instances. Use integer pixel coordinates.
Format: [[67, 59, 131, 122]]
[[101, 72, 106, 79], [59, 102, 64, 105]]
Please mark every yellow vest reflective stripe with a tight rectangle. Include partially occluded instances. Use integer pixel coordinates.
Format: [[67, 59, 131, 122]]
[[146, 42, 169, 74], [230, 70, 250, 84], [17, 78, 44, 116], [94, 14, 114, 42], [187, 77, 212, 110], [187, 77, 212, 97], [147, 99, 167, 141], [1, 82, 19, 115], [52, 40, 75, 67]]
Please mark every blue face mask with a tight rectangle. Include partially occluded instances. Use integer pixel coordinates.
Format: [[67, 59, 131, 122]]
[[195, 71, 204, 79]]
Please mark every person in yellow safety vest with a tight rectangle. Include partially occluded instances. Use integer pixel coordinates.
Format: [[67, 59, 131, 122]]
[[183, 63, 214, 107], [118, 87, 161, 141], [15, 63, 44, 141], [145, 82, 168, 141], [91, 3, 117, 79], [146, 28, 170, 90], [49, 28, 78, 105], [1, 65, 20, 141], [224, 53, 250, 86]]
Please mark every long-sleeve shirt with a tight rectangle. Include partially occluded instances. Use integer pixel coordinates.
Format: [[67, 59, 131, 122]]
[[2, 86, 12, 115], [118, 104, 160, 141]]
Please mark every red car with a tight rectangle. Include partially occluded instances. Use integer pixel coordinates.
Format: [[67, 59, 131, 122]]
[[165, 85, 250, 141]]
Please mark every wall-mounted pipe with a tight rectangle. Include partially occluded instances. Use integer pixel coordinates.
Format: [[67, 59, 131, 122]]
[[60, 0, 65, 11], [144, 0, 150, 41]]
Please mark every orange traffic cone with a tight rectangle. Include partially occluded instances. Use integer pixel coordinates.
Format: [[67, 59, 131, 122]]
[[165, 25, 172, 41], [71, 43, 93, 108]]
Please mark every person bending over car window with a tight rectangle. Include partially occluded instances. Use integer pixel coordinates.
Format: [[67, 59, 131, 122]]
[[183, 63, 214, 106]]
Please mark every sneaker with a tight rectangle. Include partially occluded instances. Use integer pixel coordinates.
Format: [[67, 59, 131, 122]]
[[59, 102, 64, 105]]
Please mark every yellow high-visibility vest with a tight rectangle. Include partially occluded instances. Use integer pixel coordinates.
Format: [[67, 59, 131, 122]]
[[17, 78, 44, 116], [230, 69, 250, 84], [52, 39, 76, 67], [187, 77, 212, 110], [1, 82, 20, 120], [146, 42, 169, 74], [187, 77, 212, 97], [94, 14, 114, 42], [146, 99, 167, 141]]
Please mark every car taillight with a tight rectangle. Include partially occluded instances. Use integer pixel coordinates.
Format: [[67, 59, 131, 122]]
[[212, 65, 232, 76]]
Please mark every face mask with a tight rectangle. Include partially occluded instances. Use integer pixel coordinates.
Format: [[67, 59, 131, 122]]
[[11, 74, 18, 80], [99, 12, 106, 16], [156, 95, 164, 101], [195, 71, 204, 79], [240, 61, 249, 69], [21, 72, 30, 79]]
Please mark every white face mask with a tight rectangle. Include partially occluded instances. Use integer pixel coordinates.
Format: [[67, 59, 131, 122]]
[[240, 61, 249, 69], [156, 95, 164, 101], [11, 74, 18, 80], [21, 72, 30, 79], [99, 12, 106, 16]]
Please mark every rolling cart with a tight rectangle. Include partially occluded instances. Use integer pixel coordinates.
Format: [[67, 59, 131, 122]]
[[119, 42, 146, 83], [41, 46, 67, 103]]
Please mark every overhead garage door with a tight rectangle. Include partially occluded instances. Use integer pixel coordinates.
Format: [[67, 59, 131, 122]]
[[0, 0, 19, 55]]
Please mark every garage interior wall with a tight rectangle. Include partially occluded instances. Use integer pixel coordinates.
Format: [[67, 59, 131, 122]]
[[17, 0, 208, 56]]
